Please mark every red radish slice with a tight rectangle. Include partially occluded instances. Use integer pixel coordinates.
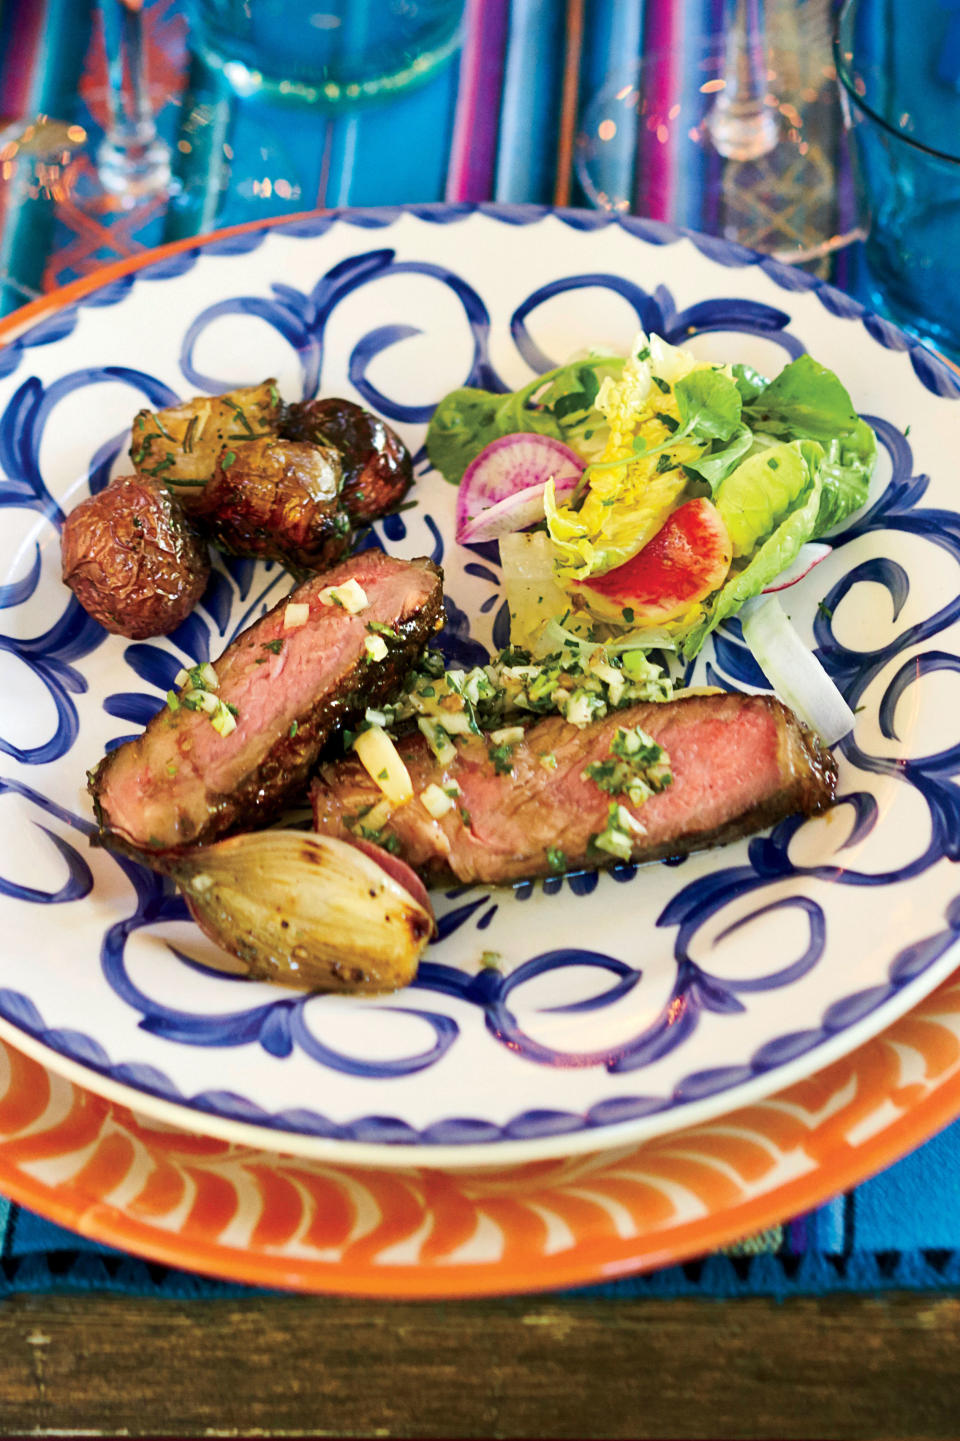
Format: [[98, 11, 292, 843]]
[[762, 542, 832, 593], [455, 433, 583, 544], [458, 482, 563, 544]]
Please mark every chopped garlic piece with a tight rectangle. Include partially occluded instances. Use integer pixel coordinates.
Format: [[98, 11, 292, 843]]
[[364, 634, 388, 662], [210, 703, 237, 737], [362, 796, 395, 832], [318, 578, 369, 614], [184, 688, 219, 715], [283, 602, 310, 629], [174, 662, 218, 691], [489, 726, 525, 746], [418, 718, 457, 766], [420, 783, 454, 819], [354, 724, 413, 805]]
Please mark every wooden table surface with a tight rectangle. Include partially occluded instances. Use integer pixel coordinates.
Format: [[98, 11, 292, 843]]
[[0, 1291, 958, 1437]]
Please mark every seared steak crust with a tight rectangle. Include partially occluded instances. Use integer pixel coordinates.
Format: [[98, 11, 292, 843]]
[[311, 692, 837, 885], [91, 551, 443, 856]]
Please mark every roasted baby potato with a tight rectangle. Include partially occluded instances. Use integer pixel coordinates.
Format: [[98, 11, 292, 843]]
[[281, 396, 413, 526], [194, 436, 352, 571], [61, 474, 210, 638], [130, 380, 282, 505]]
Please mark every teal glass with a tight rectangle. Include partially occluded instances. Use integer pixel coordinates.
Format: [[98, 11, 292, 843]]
[[836, 0, 960, 357], [189, 0, 465, 109]]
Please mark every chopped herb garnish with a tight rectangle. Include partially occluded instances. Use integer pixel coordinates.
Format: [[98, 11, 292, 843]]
[[262, 638, 284, 654], [228, 402, 254, 437], [637, 345, 651, 361], [182, 415, 198, 454], [460, 808, 473, 827], [367, 621, 400, 640], [221, 450, 238, 471], [582, 726, 672, 807], [269, 383, 280, 408], [622, 606, 635, 623], [652, 375, 670, 393], [547, 846, 566, 873], [487, 741, 516, 775], [655, 453, 674, 473], [904, 424, 911, 437], [153, 415, 173, 440], [817, 601, 833, 620], [768, 456, 780, 470], [146, 456, 174, 476], [654, 412, 679, 433]]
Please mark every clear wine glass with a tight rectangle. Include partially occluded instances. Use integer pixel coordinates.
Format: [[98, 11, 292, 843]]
[[97, 0, 173, 198], [0, 1, 174, 313], [575, 0, 864, 267]]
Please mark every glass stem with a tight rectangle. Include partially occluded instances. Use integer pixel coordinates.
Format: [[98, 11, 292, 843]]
[[706, 0, 779, 161], [97, 0, 171, 197]]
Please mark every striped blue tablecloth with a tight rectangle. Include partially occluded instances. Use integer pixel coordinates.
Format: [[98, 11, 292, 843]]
[[0, 0, 955, 1299]]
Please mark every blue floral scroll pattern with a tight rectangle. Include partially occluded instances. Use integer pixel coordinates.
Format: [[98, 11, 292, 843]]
[[2, 205, 960, 1149]]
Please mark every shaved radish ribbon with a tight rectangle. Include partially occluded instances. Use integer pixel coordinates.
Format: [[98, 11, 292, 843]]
[[740, 594, 854, 745], [761, 542, 832, 593], [456, 433, 583, 545]]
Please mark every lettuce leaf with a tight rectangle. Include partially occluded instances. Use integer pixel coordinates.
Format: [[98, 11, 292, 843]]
[[682, 440, 824, 657], [813, 417, 877, 536], [674, 368, 743, 442], [731, 363, 768, 404], [741, 354, 859, 445], [425, 354, 624, 485], [715, 439, 824, 557], [682, 426, 754, 492]]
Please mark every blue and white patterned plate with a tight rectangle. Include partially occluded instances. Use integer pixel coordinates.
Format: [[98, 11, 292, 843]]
[[2, 204, 960, 1168]]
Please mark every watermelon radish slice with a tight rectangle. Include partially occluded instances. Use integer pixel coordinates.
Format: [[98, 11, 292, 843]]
[[576, 498, 733, 624], [761, 542, 832, 593], [455, 433, 583, 545]]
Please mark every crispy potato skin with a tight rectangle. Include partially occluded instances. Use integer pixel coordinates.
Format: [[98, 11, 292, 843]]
[[130, 381, 281, 505], [61, 474, 210, 638], [280, 397, 413, 525], [195, 437, 353, 570]]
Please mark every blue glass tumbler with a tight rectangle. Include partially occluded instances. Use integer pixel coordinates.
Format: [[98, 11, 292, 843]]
[[835, 0, 960, 358], [189, 0, 465, 109]]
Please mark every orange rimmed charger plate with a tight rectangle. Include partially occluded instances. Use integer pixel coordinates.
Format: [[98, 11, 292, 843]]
[[0, 963, 958, 1297]]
